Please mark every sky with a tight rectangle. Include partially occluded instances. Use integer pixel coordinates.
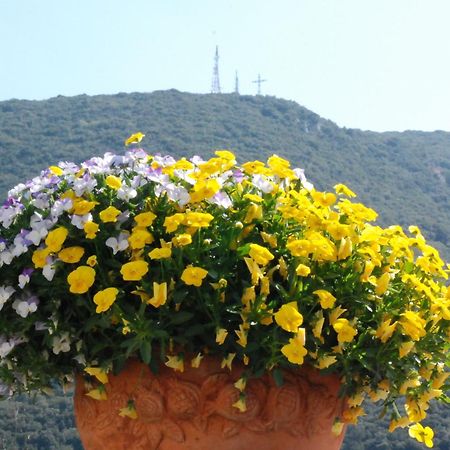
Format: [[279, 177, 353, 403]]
[[1, 0, 450, 132]]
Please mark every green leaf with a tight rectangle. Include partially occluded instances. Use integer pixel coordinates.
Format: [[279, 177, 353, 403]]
[[140, 340, 152, 364], [272, 368, 284, 387], [170, 311, 195, 325]]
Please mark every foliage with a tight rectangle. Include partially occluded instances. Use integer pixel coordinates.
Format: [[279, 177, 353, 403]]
[[0, 136, 449, 446]]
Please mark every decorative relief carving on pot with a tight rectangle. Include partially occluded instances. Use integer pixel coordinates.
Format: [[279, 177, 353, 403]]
[[74, 359, 344, 450]]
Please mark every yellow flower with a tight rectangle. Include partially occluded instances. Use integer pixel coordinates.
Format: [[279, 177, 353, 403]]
[[314, 289, 336, 309], [244, 203, 263, 223], [120, 260, 149, 281], [275, 302, 303, 332], [408, 423, 434, 448], [148, 247, 172, 259], [67, 266, 96, 294], [181, 266, 208, 287], [190, 179, 221, 202], [124, 132, 145, 146], [333, 318, 358, 343], [105, 175, 122, 190], [375, 272, 390, 296], [165, 355, 184, 372], [134, 211, 156, 227], [244, 193, 263, 203], [164, 213, 185, 233], [72, 200, 99, 215], [216, 328, 228, 345], [248, 243, 274, 266], [86, 255, 98, 267], [128, 229, 154, 249], [119, 403, 138, 419], [232, 394, 247, 412], [281, 331, 308, 365], [375, 318, 397, 343], [400, 311, 426, 341], [184, 212, 214, 228], [147, 282, 167, 308], [221, 353, 236, 370], [84, 221, 99, 239], [85, 387, 107, 401], [331, 420, 345, 436], [389, 416, 411, 432], [334, 183, 356, 197], [172, 233, 192, 247], [49, 165, 64, 176], [286, 239, 312, 257], [337, 237, 353, 260], [32, 248, 51, 268], [84, 367, 109, 384], [191, 353, 204, 368], [99, 206, 121, 223], [93, 287, 119, 313], [315, 355, 337, 369], [58, 246, 85, 263], [295, 263, 311, 277], [399, 341, 415, 358], [235, 324, 248, 347], [45, 227, 69, 252], [234, 377, 247, 392], [244, 257, 263, 285]]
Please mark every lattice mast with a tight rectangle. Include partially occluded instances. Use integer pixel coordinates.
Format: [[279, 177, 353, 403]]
[[211, 46, 221, 94], [252, 73, 267, 95]]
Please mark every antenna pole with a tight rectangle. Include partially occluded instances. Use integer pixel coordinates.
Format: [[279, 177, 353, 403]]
[[211, 46, 221, 94], [234, 71, 239, 94]]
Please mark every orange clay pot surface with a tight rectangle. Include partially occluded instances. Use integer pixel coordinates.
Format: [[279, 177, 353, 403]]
[[74, 358, 346, 450]]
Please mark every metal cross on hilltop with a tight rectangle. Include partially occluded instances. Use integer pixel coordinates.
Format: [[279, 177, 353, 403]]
[[252, 74, 267, 95]]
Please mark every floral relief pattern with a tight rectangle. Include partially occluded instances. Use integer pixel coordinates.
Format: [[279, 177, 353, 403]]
[[74, 360, 344, 450]]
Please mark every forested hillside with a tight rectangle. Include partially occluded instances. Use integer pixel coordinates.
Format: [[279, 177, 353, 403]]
[[1, 90, 449, 449]]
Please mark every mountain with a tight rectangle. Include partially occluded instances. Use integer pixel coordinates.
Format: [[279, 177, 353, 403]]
[[0, 90, 449, 449], [1, 90, 449, 260]]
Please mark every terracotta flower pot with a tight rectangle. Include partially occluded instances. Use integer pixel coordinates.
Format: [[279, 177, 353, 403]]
[[74, 358, 346, 450]]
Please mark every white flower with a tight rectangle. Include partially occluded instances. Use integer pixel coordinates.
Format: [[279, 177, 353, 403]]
[[252, 174, 274, 193], [11, 235, 28, 257], [106, 233, 129, 254], [0, 286, 15, 310], [73, 176, 97, 197], [43, 263, 56, 281], [211, 191, 232, 209], [0, 340, 15, 358], [50, 198, 73, 218], [117, 185, 137, 201], [71, 213, 93, 229], [0, 250, 13, 266], [52, 333, 71, 355], [12, 295, 39, 318]]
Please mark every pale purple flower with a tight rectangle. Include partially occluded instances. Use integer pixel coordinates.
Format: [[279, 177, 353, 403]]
[[7, 183, 27, 199], [18, 268, 34, 289], [73, 174, 97, 196], [252, 174, 274, 194], [190, 155, 205, 165], [31, 193, 51, 210], [153, 154, 176, 167], [233, 169, 245, 183], [50, 197, 73, 218], [156, 183, 190, 206], [211, 191, 232, 209], [11, 234, 28, 257]]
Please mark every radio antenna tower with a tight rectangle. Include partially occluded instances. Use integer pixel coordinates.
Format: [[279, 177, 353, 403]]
[[252, 73, 267, 95], [234, 71, 239, 94], [211, 46, 221, 94]]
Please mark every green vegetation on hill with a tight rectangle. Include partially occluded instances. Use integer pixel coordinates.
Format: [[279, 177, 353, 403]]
[[0, 90, 449, 448]]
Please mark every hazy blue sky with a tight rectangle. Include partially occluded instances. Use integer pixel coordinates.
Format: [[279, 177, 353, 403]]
[[1, 0, 450, 132]]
